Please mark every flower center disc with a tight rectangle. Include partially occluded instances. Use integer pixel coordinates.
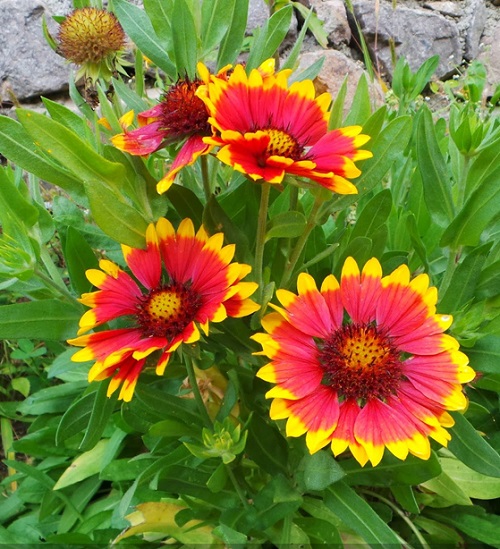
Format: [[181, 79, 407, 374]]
[[265, 129, 302, 159], [137, 283, 202, 340], [318, 323, 404, 404], [161, 80, 210, 138]]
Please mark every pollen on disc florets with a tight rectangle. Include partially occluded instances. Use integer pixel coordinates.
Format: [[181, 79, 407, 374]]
[[57, 8, 126, 65], [318, 323, 405, 404]]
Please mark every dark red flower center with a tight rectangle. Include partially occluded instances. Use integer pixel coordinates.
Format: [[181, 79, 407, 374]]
[[136, 282, 202, 340], [318, 323, 404, 404], [159, 80, 211, 139]]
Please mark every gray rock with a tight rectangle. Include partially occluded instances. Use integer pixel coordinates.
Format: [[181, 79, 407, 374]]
[[463, 0, 487, 59], [352, 0, 463, 79], [248, 0, 271, 31], [297, 48, 385, 115], [423, 1, 463, 18], [309, 0, 351, 45], [477, 13, 500, 96], [0, 0, 71, 101]]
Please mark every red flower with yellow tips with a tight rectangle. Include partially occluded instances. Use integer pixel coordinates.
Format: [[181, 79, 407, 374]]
[[253, 257, 475, 466], [111, 78, 213, 194], [68, 218, 259, 401], [196, 60, 373, 193]]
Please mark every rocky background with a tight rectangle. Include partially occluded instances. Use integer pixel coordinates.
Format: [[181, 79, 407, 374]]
[[1, 0, 500, 113]]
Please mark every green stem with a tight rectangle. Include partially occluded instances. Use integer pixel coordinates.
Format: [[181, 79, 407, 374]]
[[254, 182, 271, 302], [439, 247, 460, 297], [361, 489, 430, 549], [201, 155, 212, 202], [35, 268, 79, 305], [184, 354, 249, 508], [184, 354, 213, 429], [225, 464, 249, 508], [456, 154, 471, 211], [280, 193, 323, 288]]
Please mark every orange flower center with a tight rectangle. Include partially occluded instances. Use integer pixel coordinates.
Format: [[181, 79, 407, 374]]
[[136, 283, 202, 340], [57, 8, 125, 65], [318, 323, 404, 404], [264, 129, 303, 159]]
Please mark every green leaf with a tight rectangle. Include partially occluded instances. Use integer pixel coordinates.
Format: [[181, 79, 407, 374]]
[[167, 184, 204, 227], [344, 73, 372, 126], [409, 55, 440, 101], [133, 385, 201, 427], [246, 414, 288, 475], [212, 524, 247, 546], [425, 506, 500, 548], [246, 6, 293, 71], [143, 0, 173, 49], [64, 227, 99, 296], [416, 106, 454, 228], [350, 189, 392, 241], [420, 470, 472, 506], [56, 387, 98, 446], [266, 211, 307, 240], [438, 242, 492, 312], [171, 0, 197, 79], [343, 451, 441, 486], [201, 0, 235, 56], [390, 485, 420, 514], [216, 0, 248, 68], [465, 133, 500, 196], [291, 1, 328, 48], [251, 475, 303, 531], [328, 76, 348, 129], [203, 195, 250, 260], [413, 516, 463, 545], [16, 109, 126, 190], [207, 462, 228, 493], [112, 0, 177, 79], [83, 180, 148, 248], [56, 381, 117, 451], [0, 115, 83, 199], [441, 164, 500, 247], [448, 411, 500, 477], [294, 517, 342, 545], [47, 347, 88, 383], [112, 77, 150, 115], [0, 168, 39, 227], [302, 450, 345, 490], [466, 335, 500, 373], [439, 456, 500, 499], [17, 381, 88, 415], [325, 481, 401, 547], [0, 299, 81, 340], [476, 259, 500, 300], [41, 97, 88, 140], [54, 439, 110, 490], [337, 116, 413, 210]]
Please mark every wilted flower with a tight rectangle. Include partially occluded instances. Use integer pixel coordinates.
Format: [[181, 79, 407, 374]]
[[68, 218, 259, 401], [253, 257, 475, 467], [57, 7, 127, 82]]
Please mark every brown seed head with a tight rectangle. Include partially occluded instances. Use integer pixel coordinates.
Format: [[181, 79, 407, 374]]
[[57, 8, 125, 65]]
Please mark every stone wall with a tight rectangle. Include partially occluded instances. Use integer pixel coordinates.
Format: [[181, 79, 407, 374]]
[[1, 0, 499, 112]]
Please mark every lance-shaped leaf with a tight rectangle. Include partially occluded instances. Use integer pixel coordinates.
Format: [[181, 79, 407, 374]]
[[16, 109, 126, 191], [416, 106, 454, 228]]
